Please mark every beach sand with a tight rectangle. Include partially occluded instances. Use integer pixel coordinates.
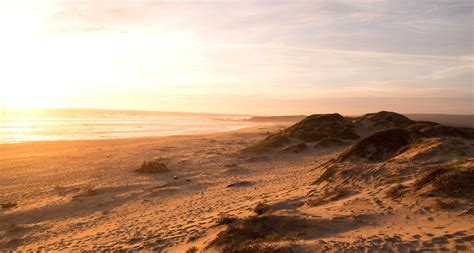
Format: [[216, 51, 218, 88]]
[[1, 124, 473, 252]]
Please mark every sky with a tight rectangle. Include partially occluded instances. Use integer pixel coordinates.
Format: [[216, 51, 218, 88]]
[[0, 0, 472, 115]]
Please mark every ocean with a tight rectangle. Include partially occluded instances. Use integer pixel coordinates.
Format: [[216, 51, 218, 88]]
[[0, 108, 260, 144]]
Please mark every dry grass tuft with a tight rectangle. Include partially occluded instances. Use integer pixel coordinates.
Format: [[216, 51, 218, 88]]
[[72, 188, 98, 199], [1, 202, 17, 209], [254, 202, 270, 215], [385, 184, 406, 199], [265, 232, 297, 242], [135, 161, 169, 174], [283, 143, 308, 153], [185, 246, 199, 253], [207, 215, 306, 252], [433, 198, 459, 210], [307, 187, 347, 206], [312, 165, 337, 185], [414, 167, 473, 198], [432, 169, 474, 197], [414, 168, 447, 190], [314, 137, 346, 148], [216, 214, 237, 226], [242, 134, 290, 154], [227, 181, 253, 188]]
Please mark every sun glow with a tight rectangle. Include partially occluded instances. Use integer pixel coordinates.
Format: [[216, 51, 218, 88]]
[[0, 2, 59, 108], [0, 1, 206, 110], [0, 37, 69, 109], [0, 1, 471, 114]]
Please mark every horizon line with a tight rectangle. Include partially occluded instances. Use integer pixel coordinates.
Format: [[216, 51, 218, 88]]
[[1, 106, 473, 117]]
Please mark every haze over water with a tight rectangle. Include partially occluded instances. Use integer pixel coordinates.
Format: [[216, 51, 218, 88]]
[[0, 108, 256, 143]]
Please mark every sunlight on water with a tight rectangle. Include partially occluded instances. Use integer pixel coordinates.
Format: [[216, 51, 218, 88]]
[[0, 108, 258, 144]]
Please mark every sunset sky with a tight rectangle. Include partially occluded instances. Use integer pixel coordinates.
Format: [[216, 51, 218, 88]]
[[0, 0, 472, 115]]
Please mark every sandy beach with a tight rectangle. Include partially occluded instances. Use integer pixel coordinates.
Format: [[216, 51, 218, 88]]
[[0, 125, 295, 251], [1, 112, 473, 252]]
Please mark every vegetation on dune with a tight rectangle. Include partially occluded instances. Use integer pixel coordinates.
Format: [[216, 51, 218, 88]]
[[414, 168, 448, 190], [385, 184, 406, 199], [254, 202, 270, 215], [227, 181, 254, 188], [208, 215, 306, 252], [243, 113, 359, 153], [216, 213, 237, 226], [283, 142, 308, 153], [221, 242, 296, 253], [185, 246, 199, 253], [243, 111, 473, 155], [415, 166, 474, 198], [405, 121, 438, 131], [432, 168, 474, 197], [307, 187, 348, 206], [420, 125, 474, 139], [265, 232, 298, 242], [241, 134, 290, 153], [312, 165, 337, 185], [406, 122, 474, 139], [283, 113, 359, 142], [357, 111, 413, 127], [1, 202, 17, 209], [307, 112, 474, 202], [315, 137, 346, 148], [338, 128, 415, 162], [433, 198, 459, 210]]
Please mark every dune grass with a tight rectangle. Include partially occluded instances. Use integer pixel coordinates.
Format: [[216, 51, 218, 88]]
[[385, 184, 406, 199], [433, 198, 459, 210], [185, 246, 198, 253], [312, 165, 337, 185], [307, 187, 347, 206], [242, 134, 290, 153]]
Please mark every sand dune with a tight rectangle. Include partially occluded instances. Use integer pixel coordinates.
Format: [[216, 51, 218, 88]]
[[1, 111, 473, 252], [248, 113, 474, 128]]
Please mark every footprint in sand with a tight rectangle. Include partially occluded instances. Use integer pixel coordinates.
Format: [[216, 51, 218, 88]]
[[454, 235, 474, 243], [371, 197, 385, 209], [455, 245, 470, 251], [454, 231, 466, 236], [432, 236, 449, 245]]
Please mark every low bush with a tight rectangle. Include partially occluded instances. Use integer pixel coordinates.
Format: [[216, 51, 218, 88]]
[[185, 246, 198, 253], [254, 202, 270, 215], [135, 161, 169, 174]]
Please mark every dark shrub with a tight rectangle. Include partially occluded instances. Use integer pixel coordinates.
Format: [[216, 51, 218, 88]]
[[254, 202, 270, 215], [135, 161, 169, 174]]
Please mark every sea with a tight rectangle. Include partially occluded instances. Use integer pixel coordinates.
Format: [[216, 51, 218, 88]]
[[0, 108, 261, 144]]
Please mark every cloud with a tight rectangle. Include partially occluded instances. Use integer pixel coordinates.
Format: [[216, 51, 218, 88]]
[[2, 0, 472, 113]]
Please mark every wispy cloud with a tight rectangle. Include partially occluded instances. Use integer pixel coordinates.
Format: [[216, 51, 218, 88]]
[[1, 0, 472, 113]]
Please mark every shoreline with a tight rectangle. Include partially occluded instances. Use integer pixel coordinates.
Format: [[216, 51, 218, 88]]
[[0, 124, 270, 148]]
